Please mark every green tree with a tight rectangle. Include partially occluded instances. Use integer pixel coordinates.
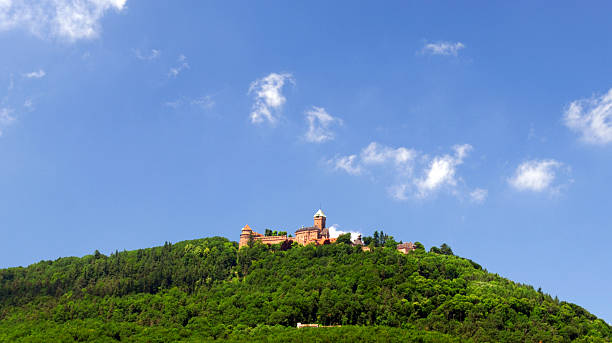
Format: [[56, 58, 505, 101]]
[[0, 236, 609, 343], [280, 240, 292, 251], [336, 233, 352, 245], [413, 241, 426, 252], [440, 243, 454, 255], [430, 243, 454, 255], [383, 235, 398, 248]]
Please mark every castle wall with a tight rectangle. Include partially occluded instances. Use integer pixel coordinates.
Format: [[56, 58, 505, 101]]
[[240, 210, 336, 248], [259, 235, 289, 245], [242, 228, 332, 248], [239, 231, 291, 248]]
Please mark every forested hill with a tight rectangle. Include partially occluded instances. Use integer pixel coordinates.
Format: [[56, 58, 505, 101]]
[[0, 237, 610, 342]]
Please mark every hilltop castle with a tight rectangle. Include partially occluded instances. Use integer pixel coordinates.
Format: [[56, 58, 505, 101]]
[[239, 209, 417, 254], [239, 209, 337, 248]]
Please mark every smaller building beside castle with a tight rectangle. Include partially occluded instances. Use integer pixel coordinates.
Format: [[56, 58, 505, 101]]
[[397, 242, 417, 254]]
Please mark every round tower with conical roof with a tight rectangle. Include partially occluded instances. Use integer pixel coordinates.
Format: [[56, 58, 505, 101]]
[[313, 209, 326, 230], [239, 224, 254, 248]]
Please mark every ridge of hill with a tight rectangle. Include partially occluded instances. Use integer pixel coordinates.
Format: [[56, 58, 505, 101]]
[[0, 237, 610, 342]]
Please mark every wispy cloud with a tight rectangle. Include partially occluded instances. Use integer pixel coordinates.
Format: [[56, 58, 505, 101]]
[[1, 76, 38, 136], [191, 95, 215, 110], [563, 88, 612, 145], [164, 94, 215, 111], [420, 41, 465, 56], [168, 55, 189, 78], [330, 142, 483, 201], [469, 188, 488, 203], [361, 142, 416, 168], [23, 69, 46, 79], [304, 106, 342, 143], [0, 107, 16, 136], [134, 49, 160, 61], [389, 184, 410, 201], [508, 159, 567, 193], [0, 0, 126, 42], [248, 72, 294, 125], [23, 98, 34, 110], [332, 155, 361, 175]]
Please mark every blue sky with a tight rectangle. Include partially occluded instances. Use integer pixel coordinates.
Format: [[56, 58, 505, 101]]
[[1, 0, 612, 322]]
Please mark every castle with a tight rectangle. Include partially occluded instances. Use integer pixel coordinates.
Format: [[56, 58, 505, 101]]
[[239, 209, 417, 254], [239, 209, 336, 248]]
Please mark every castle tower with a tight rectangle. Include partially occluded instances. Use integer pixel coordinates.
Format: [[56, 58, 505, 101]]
[[239, 224, 254, 248], [313, 209, 326, 229]]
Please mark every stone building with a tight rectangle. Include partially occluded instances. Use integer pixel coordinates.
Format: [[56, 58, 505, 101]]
[[397, 242, 417, 254], [239, 209, 336, 248], [351, 234, 371, 252]]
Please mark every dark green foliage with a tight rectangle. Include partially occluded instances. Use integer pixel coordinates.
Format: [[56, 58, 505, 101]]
[[280, 240, 292, 251], [362, 230, 397, 247], [264, 229, 288, 237], [336, 233, 352, 244], [413, 242, 426, 252], [0, 237, 609, 342], [0, 237, 237, 305], [430, 243, 454, 255], [0, 319, 464, 343]]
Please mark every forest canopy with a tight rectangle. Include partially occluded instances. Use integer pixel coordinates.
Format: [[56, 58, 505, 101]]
[[0, 237, 609, 342]]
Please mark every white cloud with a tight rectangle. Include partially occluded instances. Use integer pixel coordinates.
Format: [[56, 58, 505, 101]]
[[248, 72, 294, 125], [191, 95, 215, 110], [361, 142, 416, 167], [416, 157, 457, 195], [164, 94, 215, 111], [0, 107, 16, 136], [421, 41, 465, 56], [563, 88, 612, 145], [415, 144, 472, 198], [164, 98, 183, 109], [134, 49, 160, 61], [453, 143, 471, 160], [23, 98, 34, 110], [328, 224, 361, 242], [331, 142, 481, 201], [168, 54, 189, 77], [0, 0, 126, 42], [389, 184, 410, 201], [304, 106, 342, 143], [24, 69, 45, 78], [508, 159, 564, 192], [469, 188, 488, 203], [0, 108, 15, 124], [331, 154, 361, 175]]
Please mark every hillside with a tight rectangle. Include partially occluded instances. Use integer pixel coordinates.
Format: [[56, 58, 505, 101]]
[[0, 237, 610, 342]]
